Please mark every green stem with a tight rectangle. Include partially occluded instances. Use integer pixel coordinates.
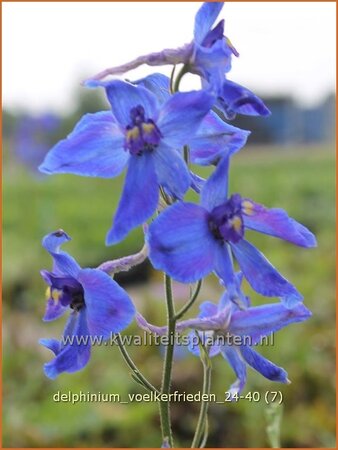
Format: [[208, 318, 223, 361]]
[[183, 144, 190, 165], [175, 280, 202, 321], [199, 418, 209, 448], [169, 65, 176, 94], [173, 64, 189, 93], [116, 333, 159, 394], [191, 342, 212, 448], [159, 274, 176, 447], [158, 62, 190, 447]]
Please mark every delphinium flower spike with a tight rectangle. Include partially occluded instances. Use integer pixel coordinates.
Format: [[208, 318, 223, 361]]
[[37, 2, 316, 447]]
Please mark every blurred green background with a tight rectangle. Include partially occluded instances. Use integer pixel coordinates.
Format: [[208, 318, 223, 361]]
[[3, 91, 336, 448]]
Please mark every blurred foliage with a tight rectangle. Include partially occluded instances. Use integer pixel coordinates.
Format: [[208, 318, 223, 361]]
[[3, 143, 335, 448]]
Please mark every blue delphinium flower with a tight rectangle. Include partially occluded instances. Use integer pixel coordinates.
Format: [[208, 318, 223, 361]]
[[39, 80, 214, 244], [147, 156, 316, 305], [191, 1, 237, 88], [136, 275, 312, 396], [39, 230, 135, 379], [87, 3, 270, 120], [188, 290, 311, 396], [193, 2, 270, 119]]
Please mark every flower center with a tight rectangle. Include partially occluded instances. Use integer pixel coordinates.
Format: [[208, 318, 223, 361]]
[[125, 105, 162, 156], [48, 276, 85, 312], [209, 193, 244, 243]]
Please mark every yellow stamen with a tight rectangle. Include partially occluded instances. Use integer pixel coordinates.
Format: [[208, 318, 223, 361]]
[[45, 286, 62, 302], [52, 289, 62, 302], [45, 287, 51, 300], [231, 215, 243, 233], [241, 200, 255, 216], [142, 122, 156, 135], [126, 126, 140, 141]]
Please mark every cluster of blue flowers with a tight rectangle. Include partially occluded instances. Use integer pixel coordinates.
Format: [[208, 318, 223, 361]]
[[39, 2, 315, 399]]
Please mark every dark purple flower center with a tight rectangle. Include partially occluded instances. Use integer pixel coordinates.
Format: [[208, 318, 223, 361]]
[[209, 193, 244, 243], [125, 105, 162, 156], [48, 275, 85, 312]]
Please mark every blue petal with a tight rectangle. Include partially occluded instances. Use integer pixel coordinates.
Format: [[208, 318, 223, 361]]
[[190, 171, 206, 194], [199, 301, 219, 318], [218, 271, 250, 310], [148, 202, 218, 283], [194, 2, 224, 44], [189, 112, 250, 165], [43, 311, 91, 379], [213, 244, 238, 300], [231, 239, 301, 298], [242, 200, 317, 248], [134, 73, 170, 104], [97, 79, 159, 128], [157, 90, 214, 148], [39, 338, 61, 356], [43, 297, 68, 322], [239, 346, 289, 383], [42, 229, 71, 253], [194, 40, 233, 84], [221, 346, 247, 397], [230, 302, 312, 345], [42, 230, 81, 278], [218, 290, 231, 311], [201, 19, 225, 48], [41, 270, 81, 291], [201, 155, 229, 211], [106, 153, 159, 245], [153, 144, 190, 199], [78, 268, 135, 338], [39, 112, 129, 178], [62, 309, 78, 340], [218, 79, 271, 119], [281, 293, 304, 309]]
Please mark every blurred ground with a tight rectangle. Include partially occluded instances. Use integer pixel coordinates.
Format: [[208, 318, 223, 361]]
[[3, 144, 336, 448]]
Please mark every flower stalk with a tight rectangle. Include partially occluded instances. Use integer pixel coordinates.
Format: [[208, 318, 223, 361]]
[[98, 244, 148, 275], [175, 280, 202, 321], [159, 273, 176, 447], [115, 333, 159, 394], [191, 336, 212, 448]]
